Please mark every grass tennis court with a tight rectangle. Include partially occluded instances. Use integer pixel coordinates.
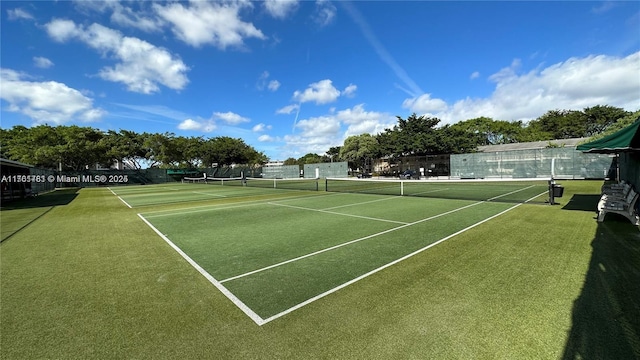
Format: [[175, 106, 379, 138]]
[[2, 180, 639, 359], [114, 179, 552, 324]]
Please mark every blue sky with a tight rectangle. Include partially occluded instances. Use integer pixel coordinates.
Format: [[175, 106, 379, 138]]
[[1, 1, 639, 161]]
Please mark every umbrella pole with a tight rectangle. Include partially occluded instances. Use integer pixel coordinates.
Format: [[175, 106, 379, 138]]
[[616, 153, 620, 182]]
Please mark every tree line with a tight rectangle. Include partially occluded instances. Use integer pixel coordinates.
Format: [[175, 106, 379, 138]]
[[1, 105, 636, 171], [0, 125, 267, 171], [334, 105, 637, 170]]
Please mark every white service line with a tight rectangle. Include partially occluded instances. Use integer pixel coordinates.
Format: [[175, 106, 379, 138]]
[[220, 200, 485, 284], [267, 202, 409, 225], [141, 193, 329, 218], [321, 195, 399, 210], [143, 188, 548, 326], [260, 198, 537, 325], [137, 213, 266, 326], [108, 187, 132, 208]]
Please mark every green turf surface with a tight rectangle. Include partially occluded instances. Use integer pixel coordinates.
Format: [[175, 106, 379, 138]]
[[141, 194, 519, 320], [1, 180, 638, 359], [0, 188, 79, 242]]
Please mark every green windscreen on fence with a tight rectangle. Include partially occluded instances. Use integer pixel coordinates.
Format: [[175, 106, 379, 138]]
[[303, 162, 348, 178], [450, 148, 614, 179], [261, 165, 300, 179]]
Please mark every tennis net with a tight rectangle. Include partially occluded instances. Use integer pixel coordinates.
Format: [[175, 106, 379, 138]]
[[245, 177, 319, 191], [324, 177, 552, 204], [182, 176, 244, 185], [182, 176, 319, 191]]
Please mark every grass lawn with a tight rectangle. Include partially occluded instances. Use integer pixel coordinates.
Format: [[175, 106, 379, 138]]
[[1, 180, 638, 359]]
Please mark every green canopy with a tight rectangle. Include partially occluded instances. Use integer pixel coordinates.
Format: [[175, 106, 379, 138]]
[[577, 117, 640, 153]]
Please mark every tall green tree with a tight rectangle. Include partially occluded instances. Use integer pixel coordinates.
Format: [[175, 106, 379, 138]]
[[58, 126, 109, 171], [204, 136, 263, 166], [326, 146, 342, 162], [583, 105, 630, 136], [339, 133, 379, 170], [282, 157, 298, 166], [297, 153, 324, 165], [378, 113, 441, 157], [102, 129, 148, 169], [144, 132, 180, 168], [449, 117, 525, 145]]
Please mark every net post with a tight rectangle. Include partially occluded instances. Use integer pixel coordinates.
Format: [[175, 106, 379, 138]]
[[401, 181, 404, 196]]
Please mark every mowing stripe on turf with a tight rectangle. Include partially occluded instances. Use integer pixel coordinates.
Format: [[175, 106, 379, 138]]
[[259, 191, 547, 325], [219, 200, 485, 284], [140, 192, 343, 218], [137, 213, 267, 326], [487, 184, 537, 201], [267, 202, 409, 225], [108, 187, 132, 208], [320, 195, 399, 211], [192, 191, 227, 198], [222, 188, 548, 284]]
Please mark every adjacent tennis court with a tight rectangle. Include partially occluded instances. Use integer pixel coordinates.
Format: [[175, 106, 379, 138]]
[[111, 178, 549, 325]]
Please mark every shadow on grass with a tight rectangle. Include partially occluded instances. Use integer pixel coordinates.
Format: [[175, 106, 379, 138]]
[[562, 219, 640, 360], [1, 188, 79, 210], [562, 194, 602, 212], [0, 189, 80, 243]]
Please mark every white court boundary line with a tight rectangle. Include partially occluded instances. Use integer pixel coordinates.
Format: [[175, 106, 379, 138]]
[[108, 187, 132, 208], [137, 213, 267, 325], [139, 188, 547, 326], [221, 185, 540, 284], [219, 200, 485, 284], [261, 195, 542, 325]]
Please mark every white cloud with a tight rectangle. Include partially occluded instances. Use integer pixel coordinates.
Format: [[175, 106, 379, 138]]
[[402, 94, 448, 114], [73, 1, 163, 33], [264, 0, 299, 19], [258, 134, 276, 142], [268, 80, 281, 92], [154, 1, 265, 49], [33, 56, 54, 69], [110, 4, 163, 33], [335, 104, 395, 136], [7, 8, 34, 21], [283, 114, 342, 155], [313, 0, 337, 27], [403, 51, 640, 124], [296, 116, 341, 136], [178, 118, 216, 132], [45, 20, 189, 94], [213, 111, 250, 124], [293, 79, 341, 104], [252, 123, 272, 132], [276, 103, 300, 114], [45, 19, 80, 42], [470, 71, 480, 80], [257, 71, 280, 91], [280, 104, 394, 156], [0, 68, 105, 124], [342, 83, 357, 97]]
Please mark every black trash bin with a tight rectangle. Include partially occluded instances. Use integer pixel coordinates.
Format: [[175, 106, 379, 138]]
[[552, 184, 564, 198]]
